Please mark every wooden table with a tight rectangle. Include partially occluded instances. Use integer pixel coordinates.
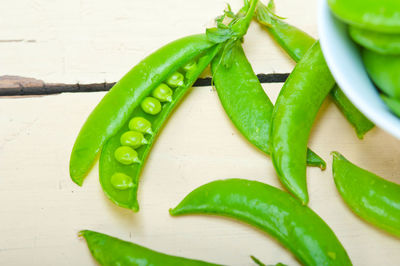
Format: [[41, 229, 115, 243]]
[[0, 0, 399, 265]]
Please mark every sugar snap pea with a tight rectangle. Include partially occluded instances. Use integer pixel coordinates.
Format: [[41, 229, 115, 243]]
[[70, 34, 216, 186], [270, 41, 335, 205], [381, 95, 400, 117], [170, 179, 352, 265], [99, 0, 259, 211], [80, 230, 222, 265], [328, 0, 400, 33], [349, 26, 400, 55], [99, 45, 221, 210], [256, 0, 374, 139], [211, 40, 325, 168], [332, 152, 400, 238], [362, 48, 400, 99]]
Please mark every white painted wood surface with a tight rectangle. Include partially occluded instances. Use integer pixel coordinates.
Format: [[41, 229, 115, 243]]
[[0, 0, 399, 265]]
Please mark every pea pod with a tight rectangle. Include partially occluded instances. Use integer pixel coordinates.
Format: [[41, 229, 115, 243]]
[[256, 1, 374, 139], [381, 95, 400, 117], [98, 0, 259, 211], [362, 48, 400, 99], [80, 230, 222, 265], [170, 179, 352, 265], [99, 45, 221, 211], [327, 0, 400, 33], [211, 41, 325, 169], [349, 26, 400, 55], [332, 152, 400, 237], [70, 34, 216, 185], [270, 41, 335, 205]]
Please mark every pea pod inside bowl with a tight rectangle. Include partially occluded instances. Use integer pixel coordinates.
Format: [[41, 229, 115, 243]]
[[318, 0, 400, 139]]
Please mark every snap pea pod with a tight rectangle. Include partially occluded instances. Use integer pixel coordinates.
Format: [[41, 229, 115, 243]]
[[99, 45, 222, 211], [80, 230, 222, 265], [211, 41, 325, 169], [328, 0, 400, 33], [381, 95, 400, 117], [256, 1, 374, 139], [170, 179, 352, 266], [270, 41, 335, 205], [332, 152, 400, 238], [349, 26, 400, 55], [362, 48, 400, 99], [70, 34, 216, 185]]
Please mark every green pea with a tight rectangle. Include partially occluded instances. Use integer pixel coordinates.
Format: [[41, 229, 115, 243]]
[[110, 173, 134, 190], [120, 131, 148, 149], [114, 146, 140, 165], [141, 97, 162, 115], [128, 117, 153, 135], [166, 72, 184, 88], [152, 83, 173, 102], [183, 61, 197, 72]]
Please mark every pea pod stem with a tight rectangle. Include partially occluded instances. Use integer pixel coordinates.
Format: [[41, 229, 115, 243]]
[[332, 152, 400, 238], [256, 0, 374, 139], [80, 230, 222, 265], [211, 41, 326, 168], [271, 41, 335, 204], [99, 44, 223, 211], [170, 179, 352, 266], [70, 34, 216, 186]]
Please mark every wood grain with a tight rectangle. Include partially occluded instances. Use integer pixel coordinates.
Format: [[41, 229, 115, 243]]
[[0, 0, 399, 265]]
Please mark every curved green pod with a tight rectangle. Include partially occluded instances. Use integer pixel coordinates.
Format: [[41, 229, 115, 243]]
[[381, 94, 400, 117], [332, 152, 400, 237], [70, 34, 216, 186], [349, 26, 400, 55], [211, 41, 325, 169], [271, 41, 335, 205], [170, 179, 352, 266], [328, 0, 400, 33], [256, 1, 374, 139], [80, 230, 222, 265], [362, 49, 400, 99], [99, 45, 221, 211]]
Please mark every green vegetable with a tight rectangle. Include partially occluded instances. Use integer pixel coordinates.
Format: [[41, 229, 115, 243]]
[[110, 173, 135, 190], [270, 41, 335, 205], [332, 152, 400, 237], [170, 179, 352, 265], [80, 230, 222, 265], [128, 117, 153, 135], [70, 34, 216, 186], [98, 0, 259, 211], [166, 72, 185, 88], [114, 146, 140, 165], [120, 131, 147, 149], [349, 26, 400, 55], [211, 40, 325, 168], [152, 83, 173, 102], [362, 49, 400, 99], [256, 0, 374, 139], [381, 94, 400, 117], [141, 97, 162, 115], [328, 0, 400, 33]]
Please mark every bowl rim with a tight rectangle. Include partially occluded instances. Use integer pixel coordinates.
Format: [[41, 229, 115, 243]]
[[318, 0, 400, 139]]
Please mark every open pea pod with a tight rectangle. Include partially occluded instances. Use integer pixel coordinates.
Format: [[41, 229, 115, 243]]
[[211, 41, 326, 168], [80, 230, 222, 265], [256, 0, 374, 139], [99, 45, 221, 211], [170, 179, 352, 266], [70, 34, 216, 185]]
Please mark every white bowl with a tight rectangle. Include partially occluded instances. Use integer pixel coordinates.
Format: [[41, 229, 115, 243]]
[[318, 0, 400, 139]]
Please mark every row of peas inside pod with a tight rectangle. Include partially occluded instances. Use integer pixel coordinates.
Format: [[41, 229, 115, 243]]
[[110, 62, 197, 191]]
